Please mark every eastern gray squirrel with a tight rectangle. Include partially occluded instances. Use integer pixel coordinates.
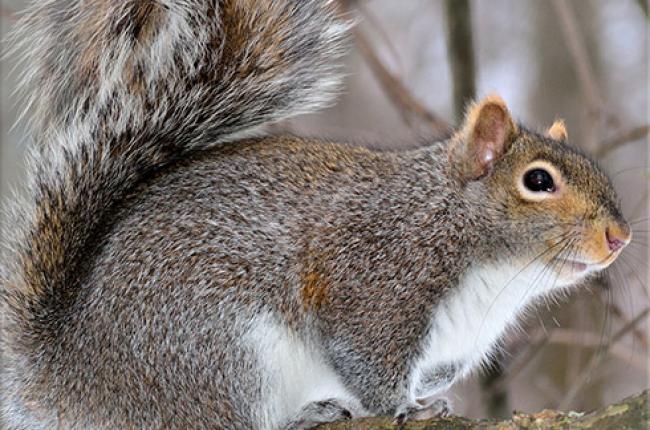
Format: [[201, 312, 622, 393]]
[[0, 1, 632, 429]]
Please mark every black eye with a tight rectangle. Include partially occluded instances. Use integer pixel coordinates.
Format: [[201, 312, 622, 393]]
[[524, 169, 555, 192]]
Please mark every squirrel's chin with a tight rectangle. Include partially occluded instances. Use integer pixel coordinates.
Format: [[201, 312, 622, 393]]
[[552, 257, 612, 284]]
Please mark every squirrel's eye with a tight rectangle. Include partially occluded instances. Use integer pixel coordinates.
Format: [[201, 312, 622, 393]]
[[524, 169, 555, 192]]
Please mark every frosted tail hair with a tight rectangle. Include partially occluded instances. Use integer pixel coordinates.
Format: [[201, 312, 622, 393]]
[[2, 0, 348, 351]]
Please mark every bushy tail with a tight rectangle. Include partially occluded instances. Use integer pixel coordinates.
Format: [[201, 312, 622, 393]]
[[2, 0, 348, 350]]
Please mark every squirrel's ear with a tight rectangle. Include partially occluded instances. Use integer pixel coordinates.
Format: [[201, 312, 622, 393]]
[[545, 120, 568, 141], [449, 95, 517, 182]]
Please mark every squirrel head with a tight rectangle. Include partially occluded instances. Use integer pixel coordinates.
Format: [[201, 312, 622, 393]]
[[448, 95, 631, 284]]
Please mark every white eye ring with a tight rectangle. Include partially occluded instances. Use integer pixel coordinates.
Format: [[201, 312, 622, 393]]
[[517, 160, 564, 201]]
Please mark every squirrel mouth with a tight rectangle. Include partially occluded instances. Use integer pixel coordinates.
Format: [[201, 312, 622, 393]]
[[553, 258, 589, 273]]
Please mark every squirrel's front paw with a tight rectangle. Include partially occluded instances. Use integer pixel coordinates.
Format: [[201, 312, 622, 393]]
[[284, 399, 352, 430], [393, 397, 451, 425]]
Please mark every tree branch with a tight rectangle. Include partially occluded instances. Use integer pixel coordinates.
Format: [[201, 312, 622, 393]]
[[595, 125, 650, 158], [635, 0, 649, 19], [319, 390, 649, 429], [558, 308, 650, 409], [550, 0, 604, 113], [443, 0, 476, 124], [352, 26, 450, 134], [550, 0, 606, 151]]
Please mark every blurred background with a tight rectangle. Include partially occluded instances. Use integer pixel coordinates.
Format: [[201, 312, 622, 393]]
[[1, 0, 648, 420]]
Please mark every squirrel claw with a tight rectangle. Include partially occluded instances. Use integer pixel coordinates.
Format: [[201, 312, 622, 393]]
[[284, 399, 352, 430], [393, 397, 451, 425]]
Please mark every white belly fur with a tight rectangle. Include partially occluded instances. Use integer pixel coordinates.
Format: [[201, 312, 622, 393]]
[[246, 314, 360, 430]]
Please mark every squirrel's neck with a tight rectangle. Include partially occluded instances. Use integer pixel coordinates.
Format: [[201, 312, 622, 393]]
[[344, 143, 496, 284]]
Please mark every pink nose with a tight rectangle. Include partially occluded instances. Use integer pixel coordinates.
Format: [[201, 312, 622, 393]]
[[606, 227, 628, 252]]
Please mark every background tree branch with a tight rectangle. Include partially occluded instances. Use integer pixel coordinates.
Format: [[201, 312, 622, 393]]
[[443, 0, 476, 124], [352, 26, 450, 134], [319, 390, 648, 429]]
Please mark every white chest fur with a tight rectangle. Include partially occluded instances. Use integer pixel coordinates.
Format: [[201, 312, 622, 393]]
[[409, 260, 570, 400]]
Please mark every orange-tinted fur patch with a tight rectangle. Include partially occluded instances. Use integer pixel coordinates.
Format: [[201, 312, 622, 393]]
[[300, 271, 329, 311], [299, 241, 341, 313]]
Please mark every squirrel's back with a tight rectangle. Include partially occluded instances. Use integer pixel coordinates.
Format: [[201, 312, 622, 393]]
[[1, 1, 349, 427]]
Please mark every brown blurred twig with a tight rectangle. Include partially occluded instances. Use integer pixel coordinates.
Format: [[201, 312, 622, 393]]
[[352, 27, 450, 134], [595, 125, 650, 158], [338, 0, 450, 135], [565, 297, 588, 399], [355, 2, 405, 80], [550, 0, 606, 151], [606, 297, 650, 351], [490, 295, 650, 397], [550, 0, 604, 112], [444, 0, 476, 124], [558, 307, 650, 409], [629, 188, 649, 221], [549, 328, 648, 370], [486, 330, 550, 396], [635, 0, 649, 19]]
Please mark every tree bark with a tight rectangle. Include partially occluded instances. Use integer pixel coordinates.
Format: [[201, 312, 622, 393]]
[[444, 0, 476, 124], [318, 390, 648, 429]]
